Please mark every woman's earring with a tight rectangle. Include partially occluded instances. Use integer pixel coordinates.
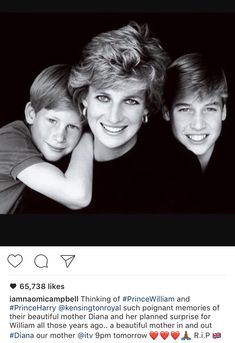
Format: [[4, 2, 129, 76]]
[[82, 107, 87, 118], [142, 115, 148, 124]]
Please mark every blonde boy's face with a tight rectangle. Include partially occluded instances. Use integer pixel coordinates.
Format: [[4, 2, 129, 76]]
[[166, 92, 226, 163], [28, 108, 82, 161]]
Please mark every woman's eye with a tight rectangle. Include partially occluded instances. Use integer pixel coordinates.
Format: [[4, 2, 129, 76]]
[[97, 95, 109, 102], [126, 99, 139, 105]]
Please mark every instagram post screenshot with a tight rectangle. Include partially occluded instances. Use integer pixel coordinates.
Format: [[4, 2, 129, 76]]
[[0, 3, 235, 343], [1, 246, 235, 342]]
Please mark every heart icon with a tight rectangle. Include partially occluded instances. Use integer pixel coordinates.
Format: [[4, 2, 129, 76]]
[[7, 254, 23, 267], [10, 283, 17, 289], [171, 331, 180, 340], [160, 331, 169, 340], [149, 331, 158, 340]]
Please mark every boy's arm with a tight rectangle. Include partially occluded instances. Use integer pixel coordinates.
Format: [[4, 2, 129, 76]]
[[17, 132, 93, 210]]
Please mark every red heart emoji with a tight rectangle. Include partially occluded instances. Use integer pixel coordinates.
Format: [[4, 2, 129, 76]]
[[149, 331, 158, 340], [160, 331, 169, 340], [171, 331, 180, 340]]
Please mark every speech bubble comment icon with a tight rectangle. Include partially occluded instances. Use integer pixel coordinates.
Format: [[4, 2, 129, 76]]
[[34, 254, 48, 268], [7, 254, 23, 268]]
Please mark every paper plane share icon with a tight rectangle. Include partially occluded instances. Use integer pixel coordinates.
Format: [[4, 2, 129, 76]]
[[60, 255, 75, 268]]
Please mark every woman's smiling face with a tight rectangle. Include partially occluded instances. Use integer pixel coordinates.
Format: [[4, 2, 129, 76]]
[[84, 82, 148, 152]]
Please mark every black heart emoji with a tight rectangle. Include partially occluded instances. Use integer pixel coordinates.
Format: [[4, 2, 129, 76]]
[[10, 283, 16, 289]]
